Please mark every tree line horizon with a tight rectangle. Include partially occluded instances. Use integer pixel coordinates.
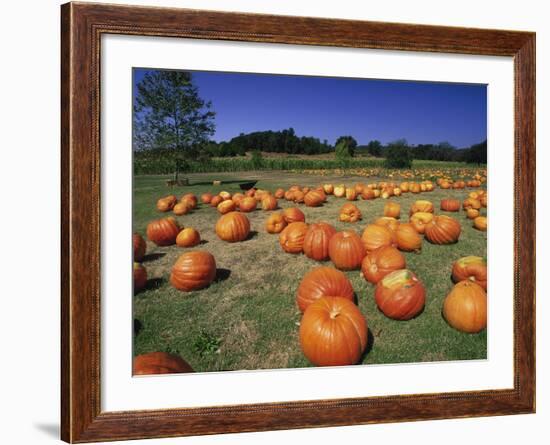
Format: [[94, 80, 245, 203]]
[[133, 70, 487, 168]]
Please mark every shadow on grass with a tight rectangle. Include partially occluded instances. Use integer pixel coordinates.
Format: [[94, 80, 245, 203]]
[[362, 328, 376, 360], [142, 252, 166, 262], [215, 268, 231, 283], [146, 277, 166, 290], [134, 318, 142, 335], [243, 231, 258, 242], [199, 239, 209, 245]]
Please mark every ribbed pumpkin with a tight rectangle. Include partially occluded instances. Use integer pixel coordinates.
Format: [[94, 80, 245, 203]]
[[361, 224, 395, 253], [170, 251, 217, 292], [146, 217, 180, 246], [133, 262, 147, 294], [395, 223, 422, 252], [384, 202, 401, 219], [328, 231, 366, 270], [425, 215, 461, 244], [304, 190, 325, 207], [452, 256, 487, 289], [279, 222, 309, 254], [339, 203, 362, 223], [463, 197, 481, 210], [217, 199, 236, 214], [261, 195, 278, 211], [374, 269, 426, 320], [176, 228, 201, 248], [282, 207, 305, 223], [156, 195, 177, 212], [409, 200, 434, 215], [303, 223, 337, 261], [440, 199, 460, 212], [265, 212, 287, 234], [133, 233, 146, 262], [345, 188, 358, 201], [374, 217, 399, 233], [293, 190, 305, 203], [201, 193, 213, 204], [361, 246, 406, 284], [296, 266, 354, 312], [443, 281, 487, 333], [215, 212, 250, 242], [409, 212, 434, 234], [361, 188, 376, 200], [473, 216, 487, 231], [299, 296, 367, 366], [133, 352, 194, 375], [239, 196, 257, 212]]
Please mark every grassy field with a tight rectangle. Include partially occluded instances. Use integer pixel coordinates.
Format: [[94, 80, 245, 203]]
[[133, 171, 487, 372]]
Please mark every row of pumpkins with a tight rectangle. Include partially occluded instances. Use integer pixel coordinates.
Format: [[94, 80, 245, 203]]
[[133, 188, 487, 374]]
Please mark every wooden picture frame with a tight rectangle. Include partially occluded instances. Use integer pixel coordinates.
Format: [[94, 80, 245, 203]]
[[61, 2, 535, 442]]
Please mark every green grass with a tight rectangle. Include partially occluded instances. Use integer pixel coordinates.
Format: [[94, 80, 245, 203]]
[[133, 171, 487, 372]]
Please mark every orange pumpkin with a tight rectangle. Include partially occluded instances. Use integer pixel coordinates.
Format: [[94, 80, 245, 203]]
[[146, 217, 180, 246], [176, 227, 201, 248], [409, 212, 434, 234], [217, 199, 236, 214], [339, 203, 362, 223], [239, 196, 257, 212], [304, 190, 325, 207], [173, 202, 190, 216], [440, 199, 460, 212], [296, 267, 354, 312], [133, 352, 194, 375], [218, 191, 231, 201], [181, 194, 197, 210], [156, 195, 177, 212], [466, 208, 480, 219], [361, 246, 406, 284], [374, 217, 399, 233], [299, 296, 367, 366], [274, 188, 285, 199], [409, 183, 421, 193], [395, 223, 422, 252], [133, 233, 146, 262], [293, 190, 305, 203], [333, 185, 346, 198], [133, 262, 147, 294], [215, 212, 251, 242], [323, 184, 334, 195], [443, 281, 487, 333], [303, 222, 337, 261], [265, 212, 287, 234], [328, 231, 366, 270], [231, 193, 245, 206], [473, 216, 487, 231], [210, 195, 223, 208], [452, 256, 487, 290], [345, 188, 358, 201], [279, 222, 309, 254], [384, 202, 401, 219], [201, 193, 213, 204], [463, 197, 481, 211], [480, 195, 488, 208], [261, 195, 278, 211], [374, 269, 426, 320], [409, 200, 434, 215], [425, 215, 461, 244], [282, 207, 305, 224], [170, 251, 217, 292], [361, 224, 395, 253], [361, 188, 376, 200]]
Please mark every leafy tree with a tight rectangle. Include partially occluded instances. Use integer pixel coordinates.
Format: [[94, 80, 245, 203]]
[[335, 140, 353, 160], [384, 139, 412, 169], [366, 140, 382, 157], [465, 140, 487, 164], [335, 136, 357, 157], [133, 70, 216, 177], [251, 150, 264, 169]]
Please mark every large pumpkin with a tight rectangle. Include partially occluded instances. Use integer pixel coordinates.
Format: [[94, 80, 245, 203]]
[[374, 269, 426, 320], [282, 207, 305, 223], [170, 251, 217, 291], [146, 217, 180, 246], [279, 222, 309, 254], [374, 217, 399, 233], [361, 224, 395, 253], [296, 266, 354, 312], [328, 230, 366, 270], [215, 212, 250, 242], [133, 233, 146, 262], [239, 196, 257, 212], [133, 352, 194, 375], [395, 223, 422, 252], [443, 281, 487, 333], [361, 246, 406, 284], [425, 215, 461, 244], [452, 256, 487, 290], [384, 202, 401, 219], [304, 190, 325, 207], [409, 212, 434, 234], [440, 199, 460, 212], [339, 203, 362, 223], [303, 222, 337, 261], [261, 195, 278, 211], [409, 200, 434, 215], [299, 296, 367, 366], [473, 216, 487, 231], [133, 262, 147, 294], [265, 212, 287, 234], [176, 227, 201, 248]]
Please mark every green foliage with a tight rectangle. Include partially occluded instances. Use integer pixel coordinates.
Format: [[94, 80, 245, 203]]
[[366, 140, 383, 157], [250, 150, 264, 169], [335, 135, 357, 157], [193, 330, 221, 357], [384, 139, 413, 169], [464, 140, 487, 164]]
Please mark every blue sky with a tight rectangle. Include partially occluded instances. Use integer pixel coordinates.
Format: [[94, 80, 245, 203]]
[[134, 68, 486, 148]]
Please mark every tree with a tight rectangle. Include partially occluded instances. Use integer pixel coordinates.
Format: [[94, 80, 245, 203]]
[[384, 139, 412, 169], [335, 140, 353, 160], [133, 70, 216, 177], [366, 140, 382, 157], [335, 136, 357, 157], [465, 140, 487, 164]]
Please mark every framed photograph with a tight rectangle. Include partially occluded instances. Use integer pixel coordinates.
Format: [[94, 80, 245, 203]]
[[61, 2, 535, 442]]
